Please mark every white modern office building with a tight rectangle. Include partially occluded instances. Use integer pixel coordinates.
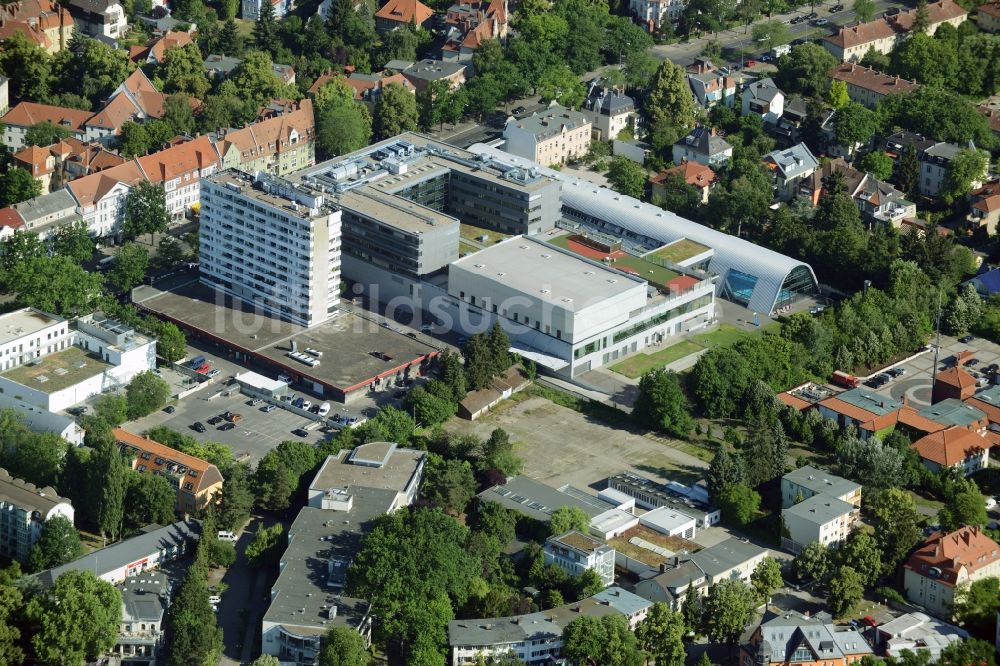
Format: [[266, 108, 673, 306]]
[[0, 310, 156, 413], [468, 144, 819, 317], [543, 530, 616, 587], [0, 467, 74, 562], [199, 169, 342, 328], [448, 236, 715, 377]]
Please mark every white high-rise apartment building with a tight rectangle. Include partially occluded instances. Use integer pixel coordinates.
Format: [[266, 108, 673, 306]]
[[200, 170, 342, 327]]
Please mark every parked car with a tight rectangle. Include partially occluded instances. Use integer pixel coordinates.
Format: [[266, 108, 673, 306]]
[[967, 358, 980, 367], [887, 367, 907, 377], [790, 37, 806, 44], [217, 531, 237, 542], [208, 416, 223, 425], [262, 404, 276, 413], [193, 422, 206, 433], [806, 11, 818, 18], [301, 401, 312, 411], [830, 3, 844, 10], [884, 6, 900, 16], [745, 59, 756, 67], [218, 422, 236, 431], [208, 595, 222, 605], [318, 402, 331, 416], [163, 405, 176, 414], [985, 363, 999, 374], [512, 106, 527, 116], [293, 397, 304, 408], [228, 413, 243, 423], [206, 369, 221, 378], [811, 17, 829, 25], [292, 428, 309, 437], [790, 15, 805, 23], [960, 334, 975, 343]]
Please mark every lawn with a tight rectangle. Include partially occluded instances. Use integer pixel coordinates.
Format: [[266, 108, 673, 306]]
[[609, 340, 705, 378], [691, 323, 754, 349], [647, 239, 710, 265], [459, 241, 479, 257], [547, 235, 680, 287], [459, 223, 509, 245]]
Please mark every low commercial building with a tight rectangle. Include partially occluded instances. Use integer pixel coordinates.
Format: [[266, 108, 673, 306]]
[[503, 105, 592, 166], [307, 441, 425, 511], [606, 472, 720, 529], [634, 538, 769, 610], [781, 466, 860, 509], [0, 310, 156, 413], [741, 610, 873, 665], [36, 520, 201, 587], [781, 493, 859, 554], [544, 531, 615, 587], [447, 587, 651, 665], [448, 236, 715, 378], [114, 571, 169, 665], [638, 506, 698, 540], [875, 612, 968, 660], [903, 526, 1000, 617], [0, 467, 74, 562], [910, 426, 993, 476], [114, 429, 224, 514]]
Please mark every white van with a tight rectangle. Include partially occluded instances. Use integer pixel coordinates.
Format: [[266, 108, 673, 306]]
[[772, 44, 791, 57], [217, 530, 237, 542]]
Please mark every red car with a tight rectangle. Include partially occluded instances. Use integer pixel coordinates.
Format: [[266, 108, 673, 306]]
[[194, 362, 210, 373], [745, 59, 756, 67]]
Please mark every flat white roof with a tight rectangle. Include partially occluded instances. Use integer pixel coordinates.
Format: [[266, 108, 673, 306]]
[[639, 506, 698, 532], [0, 308, 63, 347], [235, 371, 288, 392], [590, 508, 639, 535], [450, 236, 646, 312]]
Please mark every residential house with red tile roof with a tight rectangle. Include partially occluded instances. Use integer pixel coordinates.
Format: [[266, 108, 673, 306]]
[[823, 0, 966, 61], [440, 0, 507, 62], [0, 0, 74, 53], [933, 365, 978, 403], [0, 207, 25, 240], [215, 99, 315, 176], [978, 105, 1000, 140], [113, 428, 224, 513], [904, 526, 1000, 616], [0, 102, 93, 150], [650, 160, 716, 204], [966, 179, 1000, 235], [979, 0, 1000, 32], [307, 71, 415, 107], [133, 29, 193, 65], [801, 157, 915, 226], [911, 426, 993, 476], [12, 144, 58, 192], [135, 135, 221, 219], [65, 161, 144, 237], [84, 69, 173, 144], [375, 0, 434, 33], [828, 63, 920, 108], [891, 0, 967, 33], [58, 137, 126, 180]]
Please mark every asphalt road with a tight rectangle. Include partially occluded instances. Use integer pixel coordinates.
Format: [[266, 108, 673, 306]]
[[652, 0, 909, 66]]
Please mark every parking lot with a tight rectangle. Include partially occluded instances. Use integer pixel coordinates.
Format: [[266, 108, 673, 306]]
[[126, 390, 329, 463], [854, 334, 1000, 406]]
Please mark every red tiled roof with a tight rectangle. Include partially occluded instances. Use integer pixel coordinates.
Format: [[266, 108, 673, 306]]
[[905, 526, 1000, 586], [113, 428, 223, 496], [216, 99, 314, 161], [829, 63, 920, 96], [969, 180, 1000, 213], [147, 30, 193, 62], [896, 405, 946, 434], [892, 0, 967, 30], [0, 102, 93, 132], [935, 365, 977, 390], [0, 208, 25, 230], [824, 19, 897, 48], [980, 1, 1000, 17], [911, 425, 992, 466], [653, 160, 717, 190], [136, 134, 220, 184], [375, 0, 434, 24], [777, 392, 812, 411], [66, 162, 145, 207]]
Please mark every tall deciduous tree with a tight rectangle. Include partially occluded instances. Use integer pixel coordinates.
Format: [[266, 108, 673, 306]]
[[123, 471, 177, 531], [702, 580, 757, 645], [52, 221, 96, 264], [868, 488, 923, 574], [951, 577, 1000, 639], [7, 255, 104, 316], [26, 516, 83, 573], [717, 483, 761, 526], [605, 156, 647, 199], [941, 148, 988, 205], [827, 565, 864, 618], [645, 60, 697, 150], [108, 242, 150, 294], [0, 168, 41, 207], [562, 614, 643, 666], [750, 557, 783, 603], [319, 626, 370, 666], [549, 506, 590, 536], [26, 570, 122, 665], [423, 455, 476, 515], [123, 181, 170, 244], [125, 370, 170, 419], [91, 440, 127, 543], [838, 529, 882, 586], [253, 0, 279, 54], [636, 603, 686, 666], [633, 369, 694, 437], [373, 83, 418, 140]]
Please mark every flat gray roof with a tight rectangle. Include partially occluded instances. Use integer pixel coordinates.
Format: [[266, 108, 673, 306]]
[[478, 475, 615, 522], [133, 281, 439, 393], [507, 105, 590, 141], [120, 571, 169, 623], [404, 59, 466, 80], [783, 466, 860, 499], [783, 493, 855, 524], [310, 445, 424, 496], [338, 189, 457, 234], [917, 399, 986, 428], [264, 487, 398, 636], [0, 308, 62, 346], [450, 236, 646, 312]]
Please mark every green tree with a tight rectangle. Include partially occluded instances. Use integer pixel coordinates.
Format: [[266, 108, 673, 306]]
[[404, 386, 457, 426], [857, 151, 894, 180], [90, 439, 127, 543], [562, 614, 643, 666], [108, 242, 150, 294], [838, 529, 882, 586], [537, 65, 586, 109], [603, 16, 653, 65], [253, 0, 279, 54], [373, 83, 418, 140], [316, 95, 372, 158], [319, 626, 370, 666], [24, 121, 72, 147], [416, 79, 449, 131], [836, 437, 906, 489], [0, 32, 53, 101], [27, 570, 122, 665], [94, 394, 128, 427], [251, 656, 281, 666], [7, 255, 103, 316], [831, 103, 877, 154], [775, 43, 837, 97], [826, 79, 849, 109], [652, 170, 702, 218], [0, 416, 67, 489], [123, 471, 176, 531], [793, 540, 833, 582], [123, 181, 170, 244], [750, 557, 783, 603], [633, 368, 694, 437], [162, 93, 195, 136], [941, 148, 989, 205], [347, 508, 480, 660], [166, 554, 223, 665], [635, 602, 686, 666], [549, 506, 590, 536], [0, 168, 41, 207], [951, 577, 1000, 640], [938, 489, 989, 531], [0, 563, 25, 665], [751, 19, 789, 52], [707, 445, 747, 499], [827, 565, 864, 618], [645, 60, 697, 150], [26, 516, 82, 573], [252, 441, 318, 511], [51, 221, 96, 264], [423, 455, 477, 515], [938, 639, 998, 666], [853, 0, 875, 21], [717, 483, 761, 526], [160, 43, 210, 98], [125, 370, 170, 419], [702, 579, 757, 645], [869, 488, 923, 574], [218, 462, 254, 532], [245, 523, 284, 568], [217, 18, 243, 55], [605, 156, 647, 199]]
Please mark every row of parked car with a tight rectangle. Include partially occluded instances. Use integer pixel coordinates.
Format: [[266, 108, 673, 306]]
[[864, 366, 908, 388]]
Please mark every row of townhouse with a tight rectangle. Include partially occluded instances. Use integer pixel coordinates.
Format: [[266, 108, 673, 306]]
[[0, 98, 316, 240], [822, 0, 968, 62]]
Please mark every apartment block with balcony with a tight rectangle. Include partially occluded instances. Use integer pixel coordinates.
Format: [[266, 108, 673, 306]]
[[200, 169, 342, 328], [544, 531, 615, 587], [0, 467, 74, 563]]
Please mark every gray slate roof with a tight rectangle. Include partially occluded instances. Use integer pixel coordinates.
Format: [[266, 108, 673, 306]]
[[746, 77, 783, 104], [751, 610, 872, 663], [783, 466, 860, 499], [765, 143, 819, 179], [674, 126, 732, 158], [783, 494, 855, 524], [11, 189, 78, 225], [120, 570, 169, 623]]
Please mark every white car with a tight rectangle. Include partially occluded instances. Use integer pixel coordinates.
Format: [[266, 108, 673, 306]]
[[318, 402, 331, 416], [987, 496, 997, 510], [206, 369, 221, 378], [301, 400, 312, 411], [208, 595, 222, 605]]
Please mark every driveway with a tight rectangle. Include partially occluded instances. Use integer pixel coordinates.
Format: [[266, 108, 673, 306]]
[[216, 516, 277, 666]]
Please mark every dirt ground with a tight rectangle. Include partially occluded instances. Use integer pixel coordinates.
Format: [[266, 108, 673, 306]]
[[444, 396, 708, 492]]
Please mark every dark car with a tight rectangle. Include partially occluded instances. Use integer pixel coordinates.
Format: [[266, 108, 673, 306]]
[[864, 377, 880, 388], [960, 334, 975, 343], [884, 6, 900, 16], [806, 11, 818, 18], [967, 358, 980, 367], [985, 363, 999, 374], [193, 422, 206, 433], [163, 405, 176, 414], [292, 428, 309, 437], [791, 37, 806, 45], [207, 416, 223, 425], [790, 15, 804, 23], [217, 422, 236, 431], [886, 367, 906, 378], [830, 3, 844, 10], [512, 106, 527, 116]]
